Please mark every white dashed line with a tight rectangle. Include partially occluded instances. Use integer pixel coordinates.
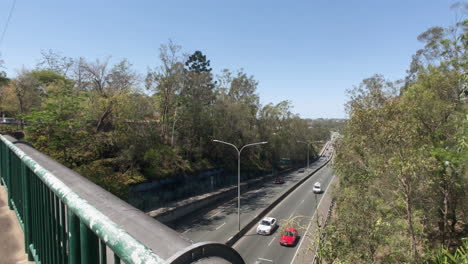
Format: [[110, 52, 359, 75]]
[[209, 210, 222, 218], [290, 173, 336, 264], [268, 236, 276, 246], [215, 222, 226, 230]]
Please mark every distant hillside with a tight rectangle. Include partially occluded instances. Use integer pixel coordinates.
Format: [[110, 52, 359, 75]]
[[305, 118, 347, 142]]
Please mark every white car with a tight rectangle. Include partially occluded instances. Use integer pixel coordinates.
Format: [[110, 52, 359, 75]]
[[256, 217, 277, 235], [313, 182, 322, 193]]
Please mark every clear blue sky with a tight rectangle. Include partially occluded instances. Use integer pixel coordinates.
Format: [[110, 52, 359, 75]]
[[0, 0, 462, 118]]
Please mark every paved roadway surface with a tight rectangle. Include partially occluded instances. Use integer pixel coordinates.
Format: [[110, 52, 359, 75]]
[[232, 163, 335, 264], [170, 147, 333, 245]]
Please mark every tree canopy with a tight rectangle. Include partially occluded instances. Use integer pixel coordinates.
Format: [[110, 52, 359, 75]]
[[0, 45, 327, 200], [318, 18, 467, 263]]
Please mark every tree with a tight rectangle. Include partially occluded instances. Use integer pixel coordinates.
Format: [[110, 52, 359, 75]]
[[146, 40, 185, 143], [185, 50, 212, 73], [12, 69, 42, 116], [321, 19, 467, 263], [37, 49, 75, 77], [23, 80, 88, 166], [80, 57, 139, 132], [0, 56, 8, 86], [177, 50, 216, 162]]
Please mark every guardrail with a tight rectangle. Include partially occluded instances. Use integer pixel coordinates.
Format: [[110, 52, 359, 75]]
[[0, 134, 245, 264]]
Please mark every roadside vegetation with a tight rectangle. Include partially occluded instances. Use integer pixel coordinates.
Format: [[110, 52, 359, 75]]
[[317, 17, 467, 263], [0, 44, 340, 200]]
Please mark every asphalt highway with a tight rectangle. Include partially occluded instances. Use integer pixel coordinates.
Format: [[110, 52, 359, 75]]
[[170, 149, 332, 244], [232, 163, 335, 264]]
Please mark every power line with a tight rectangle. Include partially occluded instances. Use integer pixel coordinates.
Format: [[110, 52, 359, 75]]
[[0, 0, 17, 47]]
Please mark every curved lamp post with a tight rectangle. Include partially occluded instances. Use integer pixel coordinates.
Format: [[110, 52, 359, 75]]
[[297, 140, 312, 169], [213, 140, 268, 231]]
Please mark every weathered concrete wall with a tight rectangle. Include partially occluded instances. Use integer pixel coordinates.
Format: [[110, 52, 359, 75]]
[[148, 168, 295, 223]]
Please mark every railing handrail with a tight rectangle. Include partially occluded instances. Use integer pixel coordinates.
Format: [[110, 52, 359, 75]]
[[0, 135, 165, 264]]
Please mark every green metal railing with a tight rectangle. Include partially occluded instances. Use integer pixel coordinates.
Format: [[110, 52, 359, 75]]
[[0, 135, 165, 264]]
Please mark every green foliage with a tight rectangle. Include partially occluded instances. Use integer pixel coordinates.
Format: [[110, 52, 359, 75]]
[[76, 158, 145, 199], [4, 44, 335, 204], [185, 50, 212, 73], [143, 145, 190, 179], [307, 118, 346, 143], [426, 239, 468, 264], [320, 19, 467, 264], [23, 80, 89, 166], [0, 57, 8, 86]]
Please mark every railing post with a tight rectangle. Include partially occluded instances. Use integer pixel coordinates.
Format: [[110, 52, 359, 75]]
[[80, 222, 99, 264], [0, 142, 4, 186], [68, 209, 81, 264], [6, 148, 12, 209], [21, 163, 33, 260], [100, 240, 107, 264]]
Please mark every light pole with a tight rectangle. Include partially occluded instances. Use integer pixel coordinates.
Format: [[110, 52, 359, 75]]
[[297, 140, 312, 169], [213, 139, 268, 231]]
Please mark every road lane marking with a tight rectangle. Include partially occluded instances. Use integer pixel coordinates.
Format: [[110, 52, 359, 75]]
[[232, 159, 332, 248], [289, 212, 294, 218], [290, 173, 336, 264], [300, 199, 305, 204], [182, 228, 191, 234], [268, 236, 276, 246], [215, 222, 226, 230], [209, 210, 222, 218], [258, 258, 274, 263]]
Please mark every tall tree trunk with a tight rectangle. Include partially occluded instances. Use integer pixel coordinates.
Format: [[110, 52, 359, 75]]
[[442, 186, 449, 246], [401, 176, 419, 262], [96, 103, 112, 132]]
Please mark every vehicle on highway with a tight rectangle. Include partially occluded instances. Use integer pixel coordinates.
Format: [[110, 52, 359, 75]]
[[273, 177, 284, 184], [256, 217, 277, 235], [313, 182, 322, 193], [297, 168, 305, 173], [0, 117, 16, 124], [279, 227, 298, 246]]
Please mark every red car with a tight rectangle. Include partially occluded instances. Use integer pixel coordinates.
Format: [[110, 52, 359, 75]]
[[279, 227, 298, 246], [274, 177, 285, 184]]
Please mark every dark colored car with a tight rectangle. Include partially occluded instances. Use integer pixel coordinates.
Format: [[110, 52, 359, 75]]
[[279, 227, 298, 246], [274, 177, 285, 184]]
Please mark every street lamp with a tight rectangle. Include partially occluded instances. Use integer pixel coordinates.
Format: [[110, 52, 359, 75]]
[[213, 139, 268, 231], [297, 140, 312, 170]]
